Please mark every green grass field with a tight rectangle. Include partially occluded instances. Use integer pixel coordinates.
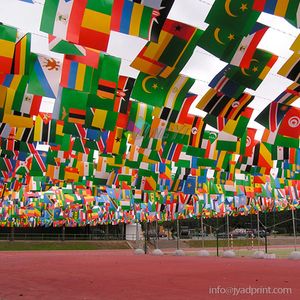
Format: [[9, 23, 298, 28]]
[[0, 241, 131, 251]]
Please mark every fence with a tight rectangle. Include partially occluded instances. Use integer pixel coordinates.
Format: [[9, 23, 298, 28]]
[[0, 232, 136, 241]]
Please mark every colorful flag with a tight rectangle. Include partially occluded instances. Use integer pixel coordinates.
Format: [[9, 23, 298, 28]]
[[226, 49, 278, 90], [205, 0, 260, 35], [0, 24, 17, 74], [230, 23, 269, 68], [78, 0, 113, 51], [27, 54, 62, 98], [12, 33, 31, 75], [252, 0, 300, 28], [131, 72, 195, 107], [131, 19, 202, 78], [60, 57, 97, 93], [48, 34, 86, 56], [278, 53, 300, 83], [255, 102, 292, 131], [277, 106, 300, 138], [40, 0, 87, 43]]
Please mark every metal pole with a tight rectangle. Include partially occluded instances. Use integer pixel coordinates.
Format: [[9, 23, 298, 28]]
[[144, 221, 148, 254], [155, 220, 158, 249], [292, 208, 297, 251], [136, 221, 139, 248], [201, 215, 204, 248], [226, 214, 230, 249], [216, 217, 219, 257], [257, 211, 260, 250], [264, 212, 267, 254], [176, 219, 180, 250]]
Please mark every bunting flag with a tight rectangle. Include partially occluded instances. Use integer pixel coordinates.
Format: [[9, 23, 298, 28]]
[[205, 0, 260, 35], [77, 0, 113, 51], [27, 54, 62, 98], [252, 0, 300, 28], [0, 23, 17, 74], [60, 57, 97, 93], [12, 33, 31, 75], [48, 35, 86, 56], [131, 72, 195, 107], [131, 19, 203, 78], [255, 102, 292, 131], [40, 0, 87, 43], [277, 106, 300, 138], [196, 89, 254, 119], [278, 53, 300, 83]]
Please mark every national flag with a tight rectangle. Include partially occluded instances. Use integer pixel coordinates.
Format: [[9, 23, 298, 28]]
[[222, 107, 254, 138], [161, 142, 183, 161], [131, 72, 194, 107], [60, 57, 97, 93], [238, 127, 257, 157], [131, 19, 202, 78], [27, 54, 62, 98], [91, 109, 118, 131], [12, 33, 31, 75], [48, 34, 86, 56], [97, 53, 121, 102], [186, 116, 206, 157], [78, 0, 113, 51], [114, 76, 135, 114], [258, 142, 273, 171], [274, 83, 300, 105], [209, 71, 246, 99], [40, 0, 87, 43], [252, 0, 300, 28], [33, 113, 54, 143], [196, 89, 254, 119], [31, 151, 47, 176], [59, 88, 88, 123], [127, 0, 174, 42], [12, 84, 42, 116], [216, 132, 238, 152], [111, 0, 157, 39], [205, 0, 260, 35], [0, 23, 17, 74], [226, 49, 278, 90], [277, 106, 300, 138], [230, 22, 269, 68], [278, 53, 300, 83], [255, 102, 291, 131]]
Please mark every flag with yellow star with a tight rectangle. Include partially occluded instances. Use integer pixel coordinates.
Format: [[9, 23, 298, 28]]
[[205, 0, 260, 36], [226, 48, 278, 90]]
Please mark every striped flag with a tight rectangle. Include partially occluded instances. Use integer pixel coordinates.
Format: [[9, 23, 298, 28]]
[[131, 19, 202, 78], [60, 57, 97, 92], [278, 53, 300, 83], [0, 24, 17, 74], [40, 0, 87, 43], [12, 33, 31, 75]]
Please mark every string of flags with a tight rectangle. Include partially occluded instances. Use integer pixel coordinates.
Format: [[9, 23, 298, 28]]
[[0, 0, 299, 226]]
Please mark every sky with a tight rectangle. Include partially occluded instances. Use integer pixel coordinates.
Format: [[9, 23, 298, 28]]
[[0, 0, 299, 138]]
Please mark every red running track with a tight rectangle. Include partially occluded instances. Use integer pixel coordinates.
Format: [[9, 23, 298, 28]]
[[0, 250, 299, 300]]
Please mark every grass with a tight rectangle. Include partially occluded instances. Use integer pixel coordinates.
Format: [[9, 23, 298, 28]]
[[0, 241, 131, 251]]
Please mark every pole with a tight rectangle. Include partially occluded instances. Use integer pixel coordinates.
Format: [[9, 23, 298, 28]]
[[201, 215, 204, 248], [226, 214, 230, 249], [257, 211, 260, 250], [155, 219, 158, 249], [136, 221, 139, 248], [176, 218, 180, 250], [292, 208, 297, 251], [264, 212, 267, 254], [216, 217, 219, 257], [144, 221, 148, 254]]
